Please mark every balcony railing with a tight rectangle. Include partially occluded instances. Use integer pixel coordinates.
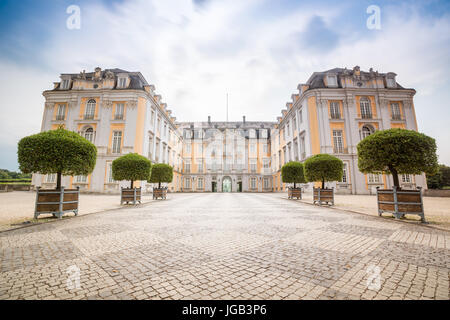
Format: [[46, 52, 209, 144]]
[[55, 115, 65, 121], [84, 114, 94, 120], [333, 147, 349, 154], [330, 114, 341, 120], [391, 114, 403, 121], [114, 114, 124, 120], [361, 113, 373, 119]]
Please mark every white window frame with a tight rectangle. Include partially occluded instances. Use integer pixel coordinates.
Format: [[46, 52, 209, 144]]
[[115, 103, 124, 120], [46, 173, 56, 183], [330, 101, 341, 119], [184, 177, 191, 189], [341, 163, 348, 183], [107, 162, 115, 183], [333, 130, 344, 153], [85, 99, 96, 119], [360, 98, 372, 119], [61, 79, 70, 89], [84, 127, 94, 143], [327, 75, 338, 87], [118, 78, 127, 88], [250, 177, 257, 189], [112, 131, 122, 154], [263, 177, 269, 189], [401, 174, 411, 183], [391, 103, 401, 120], [197, 177, 203, 189]]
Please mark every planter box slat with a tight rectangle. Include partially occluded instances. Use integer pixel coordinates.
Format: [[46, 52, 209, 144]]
[[120, 187, 141, 205], [153, 188, 167, 200], [34, 186, 79, 219], [313, 187, 334, 206], [288, 187, 302, 199], [376, 186, 426, 223]]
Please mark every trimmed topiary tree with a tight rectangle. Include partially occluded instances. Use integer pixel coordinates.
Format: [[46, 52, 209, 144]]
[[357, 128, 438, 188], [112, 153, 151, 188], [281, 161, 306, 188], [304, 154, 343, 188], [149, 163, 173, 188], [18, 128, 97, 189]]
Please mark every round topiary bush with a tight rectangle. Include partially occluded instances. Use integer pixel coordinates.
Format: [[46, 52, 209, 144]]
[[18, 128, 97, 189], [281, 161, 306, 188], [357, 128, 438, 188], [304, 154, 343, 188], [112, 153, 152, 188], [148, 163, 173, 188]]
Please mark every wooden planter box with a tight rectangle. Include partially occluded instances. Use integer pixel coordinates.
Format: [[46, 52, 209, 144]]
[[313, 187, 334, 206], [377, 187, 426, 223], [121, 187, 142, 205], [153, 188, 167, 200], [34, 186, 79, 219], [288, 187, 302, 199]]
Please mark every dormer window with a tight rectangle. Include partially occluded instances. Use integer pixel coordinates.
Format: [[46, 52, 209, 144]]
[[386, 78, 396, 88], [61, 79, 70, 89], [118, 78, 127, 88], [327, 75, 338, 87]]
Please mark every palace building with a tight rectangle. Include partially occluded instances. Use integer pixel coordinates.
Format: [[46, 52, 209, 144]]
[[32, 66, 428, 194]]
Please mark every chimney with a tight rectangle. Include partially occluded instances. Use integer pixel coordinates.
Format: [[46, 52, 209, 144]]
[[208, 116, 211, 123], [243, 116, 246, 123]]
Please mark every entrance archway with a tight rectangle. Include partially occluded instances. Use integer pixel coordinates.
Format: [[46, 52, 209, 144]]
[[222, 176, 232, 192]]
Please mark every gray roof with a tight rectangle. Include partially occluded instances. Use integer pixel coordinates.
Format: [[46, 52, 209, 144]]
[[55, 68, 149, 91], [306, 67, 405, 90]]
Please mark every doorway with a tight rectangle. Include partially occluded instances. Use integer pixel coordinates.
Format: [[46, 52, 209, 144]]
[[222, 176, 232, 192], [237, 181, 242, 192], [212, 181, 217, 192]]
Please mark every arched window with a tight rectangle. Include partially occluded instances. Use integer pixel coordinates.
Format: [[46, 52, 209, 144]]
[[360, 98, 372, 119], [85, 99, 96, 119], [361, 125, 374, 139], [84, 127, 94, 143]]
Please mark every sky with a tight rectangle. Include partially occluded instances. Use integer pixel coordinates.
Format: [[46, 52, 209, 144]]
[[0, 0, 449, 171]]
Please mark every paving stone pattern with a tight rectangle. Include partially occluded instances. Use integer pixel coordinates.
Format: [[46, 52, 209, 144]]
[[0, 193, 448, 300]]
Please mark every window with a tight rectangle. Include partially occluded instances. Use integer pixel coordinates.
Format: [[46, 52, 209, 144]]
[[330, 102, 341, 119], [197, 159, 203, 173], [333, 130, 344, 153], [368, 174, 381, 183], [75, 175, 87, 183], [115, 103, 124, 120], [151, 109, 155, 126], [197, 177, 203, 189], [186, 143, 191, 154], [292, 117, 297, 131], [184, 177, 191, 189], [112, 131, 122, 154], [249, 129, 256, 138], [46, 174, 56, 183], [341, 163, 348, 183], [250, 159, 257, 172], [282, 127, 286, 140], [56, 104, 66, 120], [185, 130, 192, 139], [360, 98, 372, 119], [118, 78, 127, 88], [361, 125, 374, 139], [164, 122, 167, 137], [299, 109, 303, 123], [250, 143, 256, 153], [148, 135, 154, 159], [391, 103, 401, 120], [155, 141, 160, 162], [260, 129, 268, 139], [300, 135, 306, 159], [263, 177, 269, 189], [263, 159, 270, 173], [286, 123, 290, 137], [184, 160, 191, 173], [84, 127, 94, 143], [401, 174, 411, 183], [85, 99, 96, 119], [250, 177, 257, 189], [263, 143, 268, 153], [61, 79, 70, 89], [386, 78, 395, 88], [327, 75, 337, 87], [107, 162, 115, 183]]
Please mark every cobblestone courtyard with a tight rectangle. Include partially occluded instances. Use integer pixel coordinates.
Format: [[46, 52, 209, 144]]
[[0, 193, 449, 300]]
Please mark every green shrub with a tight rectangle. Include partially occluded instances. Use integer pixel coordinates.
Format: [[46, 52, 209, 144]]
[[18, 128, 97, 189], [112, 153, 152, 188], [281, 161, 306, 188], [304, 154, 343, 188], [148, 163, 173, 188], [357, 128, 438, 188]]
